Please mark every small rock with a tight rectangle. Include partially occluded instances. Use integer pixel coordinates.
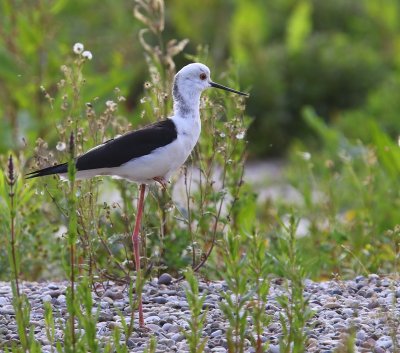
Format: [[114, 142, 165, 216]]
[[102, 296, 114, 305], [151, 296, 168, 304], [48, 290, 62, 298], [324, 302, 341, 309], [342, 308, 353, 317], [146, 323, 161, 332], [329, 288, 343, 295], [211, 329, 223, 337], [374, 347, 385, 353], [355, 275, 365, 283], [158, 273, 173, 285], [162, 323, 180, 333], [144, 315, 160, 324], [269, 344, 280, 353], [171, 333, 184, 342], [98, 311, 114, 322], [159, 338, 174, 348], [104, 289, 124, 300], [126, 339, 135, 348], [42, 294, 52, 303], [211, 348, 227, 353], [356, 330, 366, 341], [368, 273, 379, 279], [376, 336, 392, 349], [367, 300, 380, 309], [42, 345, 53, 353], [0, 297, 8, 306]]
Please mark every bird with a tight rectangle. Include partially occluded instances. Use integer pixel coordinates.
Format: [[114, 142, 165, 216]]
[[27, 62, 249, 327]]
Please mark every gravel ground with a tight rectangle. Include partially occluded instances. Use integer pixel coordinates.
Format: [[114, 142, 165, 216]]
[[0, 274, 399, 353]]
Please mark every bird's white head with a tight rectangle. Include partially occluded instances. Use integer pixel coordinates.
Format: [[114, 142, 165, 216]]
[[175, 63, 212, 93], [172, 63, 248, 116]]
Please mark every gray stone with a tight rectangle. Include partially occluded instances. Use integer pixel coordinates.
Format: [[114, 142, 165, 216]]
[[42, 294, 52, 303], [47, 284, 59, 290], [162, 322, 180, 333], [126, 339, 135, 348], [367, 300, 380, 309], [151, 296, 168, 304], [103, 289, 124, 300], [98, 311, 114, 322], [211, 348, 227, 353], [158, 338, 175, 348], [356, 330, 366, 341], [376, 336, 392, 349], [144, 315, 160, 324], [0, 297, 8, 306], [342, 308, 353, 317], [158, 273, 173, 285], [171, 333, 184, 342], [324, 302, 341, 309], [269, 344, 280, 353], [102, 296, 114, 305], [211, 329, 223, 337], [146, 323, 161, 332], [368, 274, 380, 281]]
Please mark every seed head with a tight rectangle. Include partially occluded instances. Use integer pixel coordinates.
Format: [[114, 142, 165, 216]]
[[7, 155, 15, 186], [56, 141, 66, 151], [106, 100, 117, 111], [82, 50, 93, 60], [69, 132, 75, 156], [73, 43, 84, 54]]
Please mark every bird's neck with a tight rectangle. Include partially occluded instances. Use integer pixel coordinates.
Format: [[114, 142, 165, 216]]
[[172, 79, 201, 120]]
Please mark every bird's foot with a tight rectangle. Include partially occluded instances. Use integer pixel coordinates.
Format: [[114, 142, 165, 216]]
[[153, 176, 168, 190], [138, 324, 150, 332]]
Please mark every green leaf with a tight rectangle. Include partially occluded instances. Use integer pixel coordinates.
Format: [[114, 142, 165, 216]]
[[0, 47, 20, 82], [286, 0, 313, 54]]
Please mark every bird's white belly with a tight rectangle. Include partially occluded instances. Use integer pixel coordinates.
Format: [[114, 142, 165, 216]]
[[115, 137, 192, 183], [72, 118, 200, 184]]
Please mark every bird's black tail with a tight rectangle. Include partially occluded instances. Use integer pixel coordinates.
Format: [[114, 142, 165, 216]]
[[26, 163, 68, 179]]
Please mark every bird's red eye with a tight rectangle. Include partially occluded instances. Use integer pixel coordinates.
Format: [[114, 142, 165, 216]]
[[199, 73, 207, 80]]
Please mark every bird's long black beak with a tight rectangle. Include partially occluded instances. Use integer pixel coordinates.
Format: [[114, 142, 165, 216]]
[[210, 81, 249, 97]]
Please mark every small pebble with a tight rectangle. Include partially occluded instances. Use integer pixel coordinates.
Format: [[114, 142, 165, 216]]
[[0, 276, 398, 353], [42, 294, 52, 303], [158, 273, 173, 285]]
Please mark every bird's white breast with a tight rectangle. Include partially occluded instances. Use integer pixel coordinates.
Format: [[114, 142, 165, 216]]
[[113, 116, 201, 183]]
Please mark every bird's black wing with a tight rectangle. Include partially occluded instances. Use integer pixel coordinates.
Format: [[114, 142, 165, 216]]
[[26, 119, 177, 179]]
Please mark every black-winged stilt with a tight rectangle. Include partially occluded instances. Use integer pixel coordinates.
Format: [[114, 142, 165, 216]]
[[27, 63, 248, 326]]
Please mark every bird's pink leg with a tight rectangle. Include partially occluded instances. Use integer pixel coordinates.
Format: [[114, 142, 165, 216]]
[[132, 183, 146, 327]]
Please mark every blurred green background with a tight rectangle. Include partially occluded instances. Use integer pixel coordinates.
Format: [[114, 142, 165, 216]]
[[2, 0, 400, 157], [2, 0, 400, 280]]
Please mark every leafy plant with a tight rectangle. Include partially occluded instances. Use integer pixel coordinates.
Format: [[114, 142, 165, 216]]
[[183, 268, 208, 353], [273, 215, 313, 353], [219, 233, 250, 353], [246, 232, 271, 353]]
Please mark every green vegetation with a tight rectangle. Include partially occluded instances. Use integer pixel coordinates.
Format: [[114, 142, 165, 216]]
[[1, 0, 400, 351]]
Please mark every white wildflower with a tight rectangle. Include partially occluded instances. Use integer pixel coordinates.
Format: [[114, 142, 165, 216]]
[[298, 151, 311, 161], [106, 100, 117, 111], [219, 132, 226, 138], [82, 50, 93, 60], [73, 43, 84, 54], [235, 130, 245, 140], [56, 141, 66, 151]]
